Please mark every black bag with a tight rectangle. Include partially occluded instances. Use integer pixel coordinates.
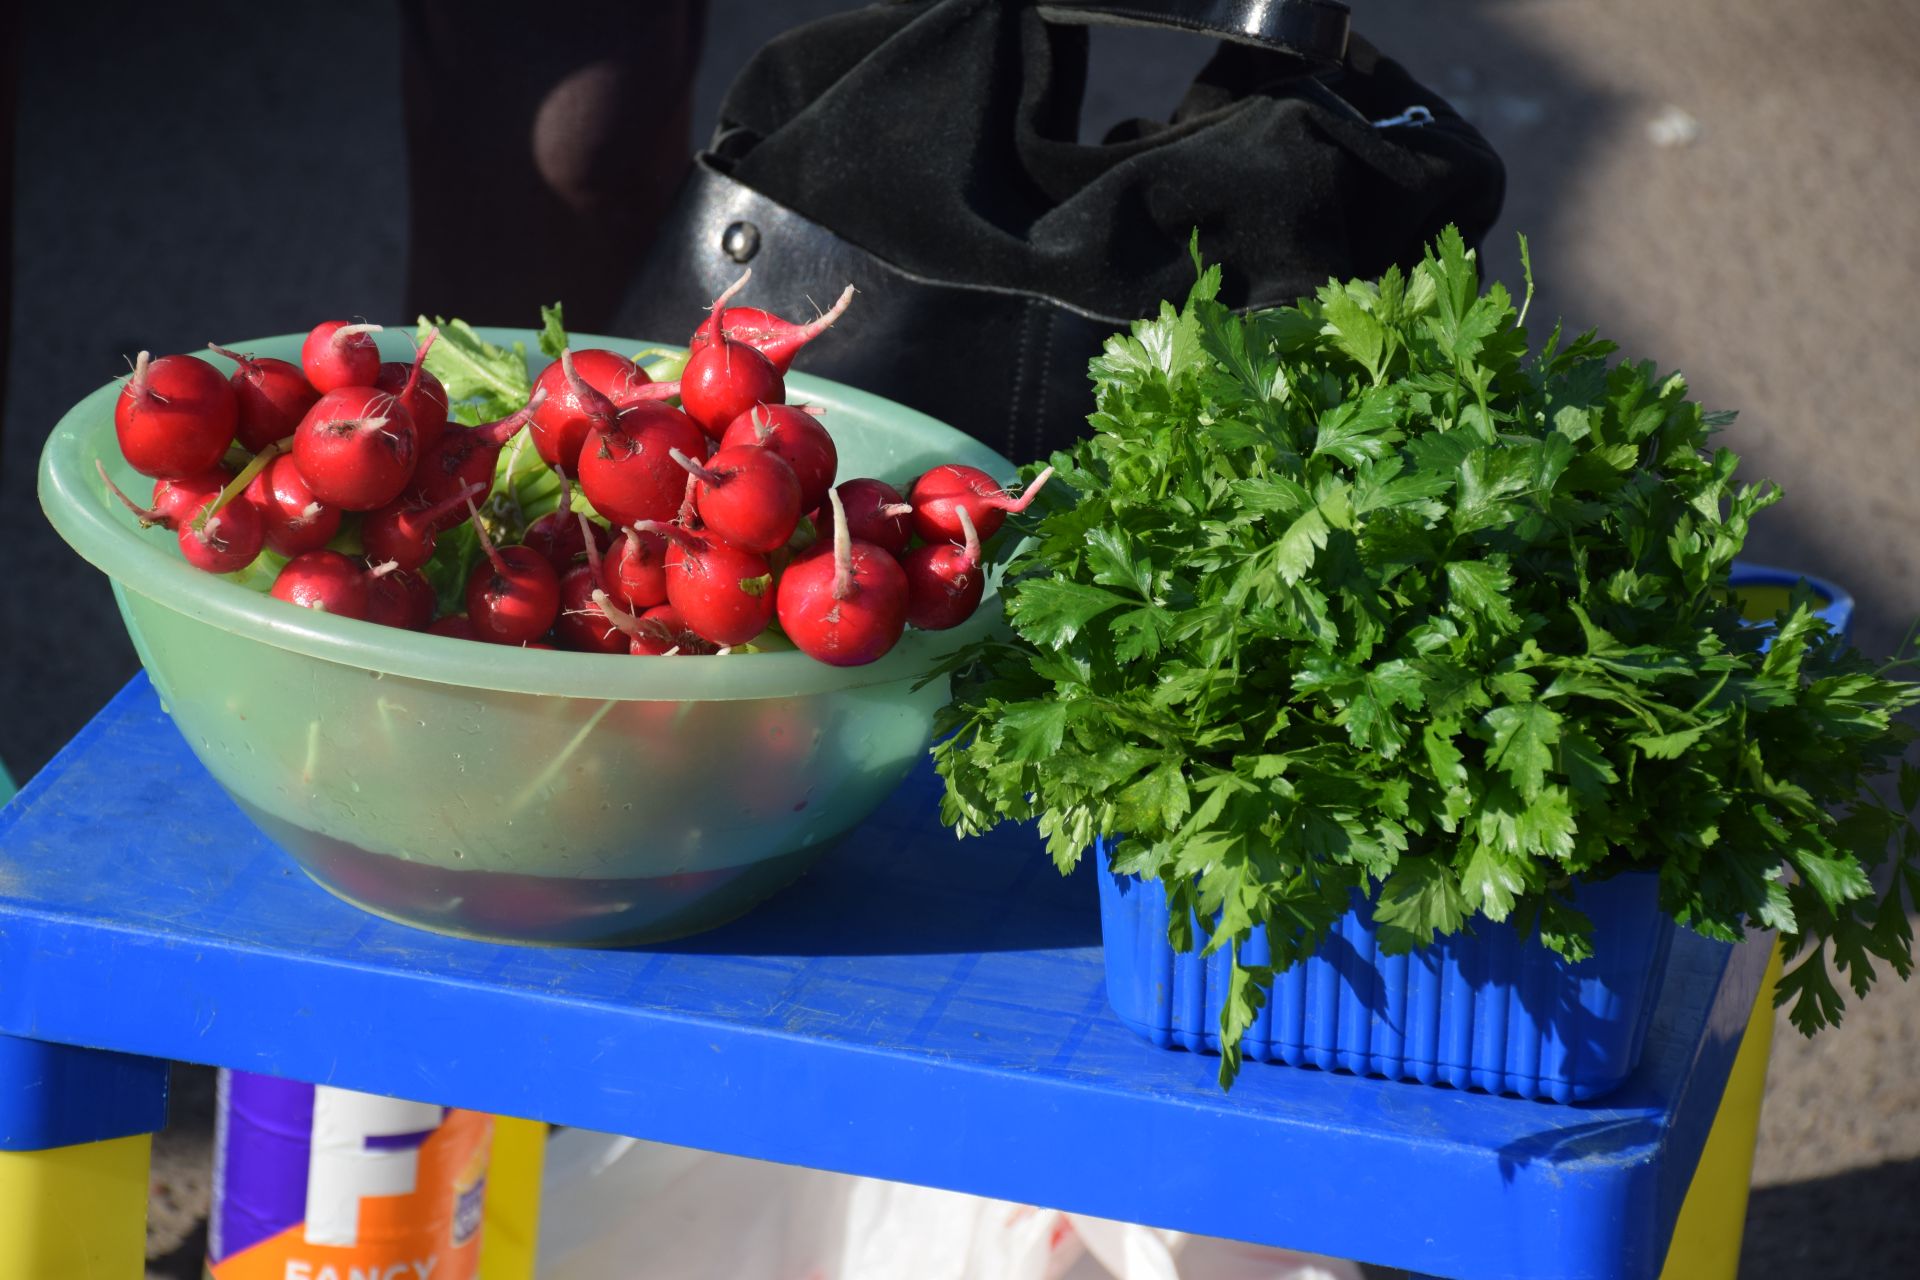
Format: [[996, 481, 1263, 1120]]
[[615, 0, 1504, 463]]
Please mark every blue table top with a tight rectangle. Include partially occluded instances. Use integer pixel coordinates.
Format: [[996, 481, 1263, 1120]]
[[0, 674, 1768, 1280]]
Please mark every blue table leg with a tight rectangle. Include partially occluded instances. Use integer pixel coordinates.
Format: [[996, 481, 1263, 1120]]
[[0, 1034, 171, 1276]]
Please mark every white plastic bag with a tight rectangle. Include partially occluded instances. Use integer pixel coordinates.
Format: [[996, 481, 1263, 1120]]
[[537, 1129, 1359, 1280]]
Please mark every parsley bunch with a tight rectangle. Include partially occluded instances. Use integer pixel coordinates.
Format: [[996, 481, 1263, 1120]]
[[933, 229, 1920, 1087]]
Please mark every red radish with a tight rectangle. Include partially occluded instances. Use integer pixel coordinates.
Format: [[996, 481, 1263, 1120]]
[[910, 464, 1054, 544], [777, 487, 909, 667], [270, 550, 385, 618], [361, 480, 488, 571], [177, 495, 264, 575], [559, 347, 682, 409], [675, 469, 701, 528], [671, 445, 801, 554], [396, 569, 438, 628], [191, 433, 296, 534], [366, 566, 436, 630], [147, 467, 235, 527], [364, 572, 412, 629], [114, 350, 238, 479], [826, 478, 914, 556], [603, 524, 669, 610], [530, 349, 620, 472], [678, 303, 785, 437], [300, 321, 384, 392], [464, 501, 560, 645], [691, 274, 856, 374], [244, 453, 342, 557], [427, 614, 478, 640], [292, 386, 419, 511], [588, 590, 658, 655], [545, 347, 682, 412], [526, 519, 595, 573], [405, 400, 540, 526], [903, 505, 985, 630], [567, 348, 656, 407], [98, 460, 262, 573], [209, 344, 320, 453], [692, 268, 751, 338], [373, 329, 451, 451], [588, 590, 714, 656], [522, 469, 602, 572], [635, 520, 774, 647], [600, 376, 681, 404], [555, 517, 629, 654], [642, 605, 718, 655], [719, 404, 837, 513], [576, 402, 709, 530]]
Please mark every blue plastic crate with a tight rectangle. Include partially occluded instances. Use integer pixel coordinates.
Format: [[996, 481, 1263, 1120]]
[[1098, 865, 1677, 1102]]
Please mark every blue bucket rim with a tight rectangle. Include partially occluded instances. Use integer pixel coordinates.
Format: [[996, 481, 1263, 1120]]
[[1728, 560, 1854, 636]]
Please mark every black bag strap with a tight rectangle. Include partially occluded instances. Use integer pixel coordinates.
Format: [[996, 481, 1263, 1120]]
[[1034, 0, 1349, 66]]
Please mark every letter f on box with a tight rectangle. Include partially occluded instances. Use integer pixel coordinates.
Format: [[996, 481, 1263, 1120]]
[[303, 1087, 445, 1247]]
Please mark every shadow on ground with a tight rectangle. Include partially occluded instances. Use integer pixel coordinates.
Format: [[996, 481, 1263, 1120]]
[[1742, 1156, 1920, 1276]]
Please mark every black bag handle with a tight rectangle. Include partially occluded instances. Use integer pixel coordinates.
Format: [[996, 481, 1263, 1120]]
[[1034, 0, 1350, 67]]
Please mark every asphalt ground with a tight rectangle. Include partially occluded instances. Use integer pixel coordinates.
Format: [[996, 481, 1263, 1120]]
[[5, 3, 1916, 1276]]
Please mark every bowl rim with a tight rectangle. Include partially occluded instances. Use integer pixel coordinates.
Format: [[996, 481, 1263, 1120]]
[[39, 328, 1018, 701]]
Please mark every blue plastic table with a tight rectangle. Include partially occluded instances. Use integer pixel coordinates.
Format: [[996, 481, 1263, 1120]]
[[0, 674, 1773, 1280]]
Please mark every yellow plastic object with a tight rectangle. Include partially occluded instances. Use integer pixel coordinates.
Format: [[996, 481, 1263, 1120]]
[[480, 1116, 548, 1280], [0, 1132, 151, 1277], [1659, 945, 1781, 1279], [1730, 583, 1799, 623], [39, 331, 1015, 945]]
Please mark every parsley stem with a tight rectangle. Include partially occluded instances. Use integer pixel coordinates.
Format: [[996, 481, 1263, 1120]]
[[195, 436, 290, 533], [1878, 616, 1920, 676]]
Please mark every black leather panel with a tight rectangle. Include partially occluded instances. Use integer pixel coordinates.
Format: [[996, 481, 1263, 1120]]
[[616, 157, 1123, 465]]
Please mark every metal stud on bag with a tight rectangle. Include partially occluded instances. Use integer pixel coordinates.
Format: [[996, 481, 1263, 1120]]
[[722, 221, 762, 264]]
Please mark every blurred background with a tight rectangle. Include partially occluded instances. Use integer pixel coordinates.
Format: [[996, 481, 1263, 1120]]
[[4, 1, 1917, 1276]]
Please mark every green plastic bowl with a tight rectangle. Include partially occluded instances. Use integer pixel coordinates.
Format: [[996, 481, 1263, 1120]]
[[38, 330, 1013, 945]]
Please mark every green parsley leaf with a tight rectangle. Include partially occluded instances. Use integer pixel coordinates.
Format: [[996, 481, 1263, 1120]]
[[935, 225, 1920, 1089], [416, 316, 533, 423], [1483, 702, 1561, 802], [538, 302, 568, 359]]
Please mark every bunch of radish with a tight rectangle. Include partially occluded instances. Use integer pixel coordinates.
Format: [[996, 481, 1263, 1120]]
[[99, 276, 1050, 667]]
